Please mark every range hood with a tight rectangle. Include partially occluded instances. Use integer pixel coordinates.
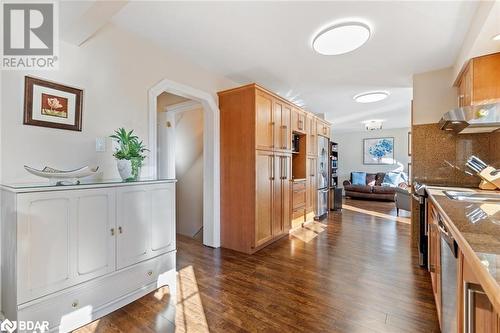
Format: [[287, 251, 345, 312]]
[[439, 102, 500, 134]]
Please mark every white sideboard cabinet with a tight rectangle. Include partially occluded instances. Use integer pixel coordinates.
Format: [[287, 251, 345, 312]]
[[1, 179, 177, 332]]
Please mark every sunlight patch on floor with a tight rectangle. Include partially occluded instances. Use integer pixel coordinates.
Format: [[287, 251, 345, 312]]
[[343, 203, 411, 224], [176, 265, 209, 333], [290, 221, 327, 242]]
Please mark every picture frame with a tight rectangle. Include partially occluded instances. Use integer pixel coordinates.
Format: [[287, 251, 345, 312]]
[[363, 137, 395, 165], [24, 76, 83, 131]]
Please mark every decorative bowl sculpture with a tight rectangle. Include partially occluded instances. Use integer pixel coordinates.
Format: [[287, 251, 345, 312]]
[[24, 165, 99, 185]]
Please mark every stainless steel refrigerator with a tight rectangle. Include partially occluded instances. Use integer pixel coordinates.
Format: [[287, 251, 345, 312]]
[[316, 136, 329, 219]]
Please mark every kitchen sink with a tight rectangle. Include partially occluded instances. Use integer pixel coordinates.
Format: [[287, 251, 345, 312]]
[[443, 191, 500, 202]]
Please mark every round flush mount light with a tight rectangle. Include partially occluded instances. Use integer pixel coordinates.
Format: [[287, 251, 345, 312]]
[[493, 33, 500, 41], [312, 22, 371, 55], [353, 91, 390, 103]]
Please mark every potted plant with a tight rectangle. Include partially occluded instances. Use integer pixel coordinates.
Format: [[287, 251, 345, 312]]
[[111, 128, 148, 181]]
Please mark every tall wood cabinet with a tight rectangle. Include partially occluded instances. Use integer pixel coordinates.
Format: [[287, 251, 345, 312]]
[[219, 83, 330, 253], [219, 84, 293, 254]]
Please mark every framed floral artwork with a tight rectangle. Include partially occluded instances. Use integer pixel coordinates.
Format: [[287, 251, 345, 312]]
[[24, 76, 83, 131], [363, 137, 395, 165]]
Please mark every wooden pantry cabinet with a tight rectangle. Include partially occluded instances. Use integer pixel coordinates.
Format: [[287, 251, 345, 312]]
[[219, 84, 293, 254], [455, 52, 500, 107], [219, 83, 330, 253]]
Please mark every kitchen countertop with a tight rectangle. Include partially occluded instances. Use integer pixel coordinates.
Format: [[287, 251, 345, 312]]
[[426, 186, 500, 312]]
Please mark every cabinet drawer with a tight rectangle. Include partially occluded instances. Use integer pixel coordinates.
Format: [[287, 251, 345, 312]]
[[292, 181, 306, 192], [18, 252, 175, 332], [291, 208, 305, 229], [293, 190, 306, 209]]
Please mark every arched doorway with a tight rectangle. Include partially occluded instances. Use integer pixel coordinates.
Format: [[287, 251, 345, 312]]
[[148, 79, 220, 248]]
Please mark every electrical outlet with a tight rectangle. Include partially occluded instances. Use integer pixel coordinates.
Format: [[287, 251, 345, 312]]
[[95, 137, 106, 152]]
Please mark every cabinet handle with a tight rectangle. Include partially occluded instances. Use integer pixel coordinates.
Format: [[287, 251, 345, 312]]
[[282, 157, 286, 180], [71, 301, 79, 308], [118, 226, 123, 234], [270, 156, 275, 181], [284, 157, 288, 180], [110, 228, 115, 236], [282, 125, 287, 149]]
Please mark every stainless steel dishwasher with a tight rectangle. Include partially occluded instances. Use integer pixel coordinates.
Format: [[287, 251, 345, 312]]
[[439, 216, 458, 333]]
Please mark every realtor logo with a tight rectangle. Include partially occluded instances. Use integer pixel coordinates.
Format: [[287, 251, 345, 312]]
[[0, 319, 49, 333], [1, 2, 59, 69], [0, 319, 17, 333]]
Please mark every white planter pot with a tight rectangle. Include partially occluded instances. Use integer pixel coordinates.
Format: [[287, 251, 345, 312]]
[[117, 159, 141, 181]]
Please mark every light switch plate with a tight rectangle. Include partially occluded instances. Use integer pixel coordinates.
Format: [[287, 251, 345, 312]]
[[95, 137, 106, 152]]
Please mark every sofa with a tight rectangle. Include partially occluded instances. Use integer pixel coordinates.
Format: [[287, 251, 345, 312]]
[[343, 172, 408, 202]]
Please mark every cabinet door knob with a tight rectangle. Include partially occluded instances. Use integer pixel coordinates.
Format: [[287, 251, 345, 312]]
[[118, 226, 123, 234], [72, 301, 79, 308], [147, 270, 153, 276], [110, 228, 115, 236]]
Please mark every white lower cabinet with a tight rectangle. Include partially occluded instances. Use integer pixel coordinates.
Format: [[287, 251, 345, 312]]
[[1, 180, 177, 333], [116, 184, 176, 269]]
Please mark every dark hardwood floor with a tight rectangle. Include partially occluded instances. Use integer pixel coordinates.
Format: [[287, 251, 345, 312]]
[[75, 199, 440, 333]]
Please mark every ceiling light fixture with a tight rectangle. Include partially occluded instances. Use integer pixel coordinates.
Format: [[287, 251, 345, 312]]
[[363, 119, 384, 131], [353, 91, 390, 103], [493, 33, 500, 41], [312, 21, 371, 55]]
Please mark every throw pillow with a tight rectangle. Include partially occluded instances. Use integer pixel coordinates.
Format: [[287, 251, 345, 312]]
[[375, 172, 385, 186], [382, 172, 400, 187], [366, 173, 376, 186], [351, 172, 367, 185]]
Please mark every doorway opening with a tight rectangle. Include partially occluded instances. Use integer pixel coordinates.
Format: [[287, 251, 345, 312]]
[[157, 93, 204, 242], [148, 78, 220, 248]]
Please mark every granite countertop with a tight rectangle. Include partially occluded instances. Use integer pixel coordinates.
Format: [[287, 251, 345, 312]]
[[426, 185, 500, 310]]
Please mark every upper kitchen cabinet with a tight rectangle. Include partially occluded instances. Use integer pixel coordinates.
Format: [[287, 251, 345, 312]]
[[455, 52, 500, 107], [317, 119, 331, 138], [292, 107, 307, 133], [273, 99, 292, 152], [306, 114, 318, 157], [255, 90, 275, 151], [254, 89, 292, 152]]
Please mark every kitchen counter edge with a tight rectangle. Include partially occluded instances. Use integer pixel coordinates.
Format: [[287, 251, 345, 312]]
[[426, 187, 500, 314]]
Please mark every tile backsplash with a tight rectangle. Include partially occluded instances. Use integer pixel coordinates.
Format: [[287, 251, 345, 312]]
[[412, 123, 500, 187]]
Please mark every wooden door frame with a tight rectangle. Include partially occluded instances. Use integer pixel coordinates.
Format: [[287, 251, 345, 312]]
[[148, 78, 221, 248]]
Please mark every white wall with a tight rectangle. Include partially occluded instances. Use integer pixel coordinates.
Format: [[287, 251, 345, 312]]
[[0, 23, 236, 183], [331, 128, 410, 185], [412, 67, 457, 125]]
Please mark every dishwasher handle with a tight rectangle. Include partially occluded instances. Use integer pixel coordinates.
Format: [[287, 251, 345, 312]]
[[438, 217, 458, 258]]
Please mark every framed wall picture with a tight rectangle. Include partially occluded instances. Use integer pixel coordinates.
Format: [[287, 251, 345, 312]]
[[24, 76, 83, 131], [363, 137, 395, 165]]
